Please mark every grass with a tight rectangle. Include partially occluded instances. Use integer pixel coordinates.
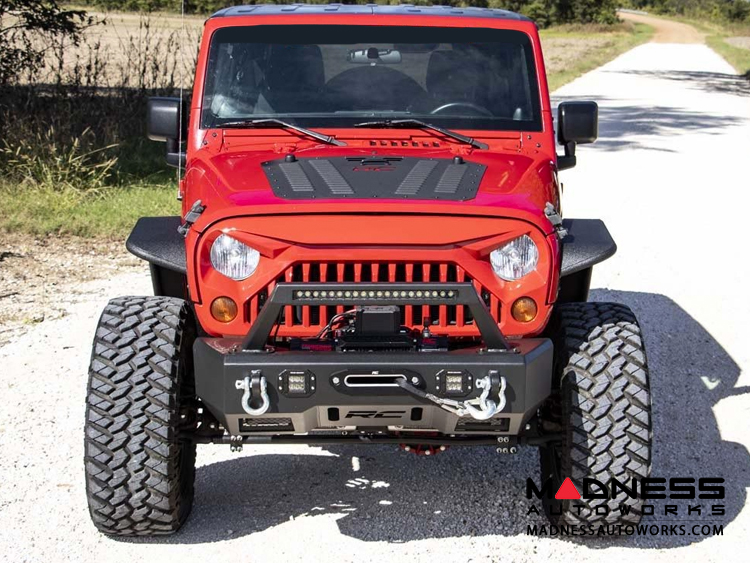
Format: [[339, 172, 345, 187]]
[[707, 35, 750, 77], [660, 14, 750, 76], [0, 17, 654, 239], [541, 22, 654, 91], [0, 183, 179, 238], [689, 20, 750, 77]]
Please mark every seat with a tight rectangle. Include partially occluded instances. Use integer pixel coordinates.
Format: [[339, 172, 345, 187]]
[[263, 45, 326, 113], [324, 66, 425, 112], [425, 50, 490, 112]]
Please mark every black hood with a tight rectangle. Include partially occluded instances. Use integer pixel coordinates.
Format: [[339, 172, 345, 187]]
[[262, 155, 486, 201]]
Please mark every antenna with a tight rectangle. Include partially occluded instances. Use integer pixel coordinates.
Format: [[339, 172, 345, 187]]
[[177, 0, 186, 200]]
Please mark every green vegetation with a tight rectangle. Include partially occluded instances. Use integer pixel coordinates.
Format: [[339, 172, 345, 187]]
[[542, 21, 653, 91], [622, 2, 750, 76], [79, 0, 621, 26], [0, 182, 179, 237], [689, 19, 750, 77], [0, 0, 93, 84], [623, 1, 750, 23], [707, 35, 750, 78]]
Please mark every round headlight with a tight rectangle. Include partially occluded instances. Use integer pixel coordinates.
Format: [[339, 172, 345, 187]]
[[490, 235, 539, 281], [210, 234, 260, 280]]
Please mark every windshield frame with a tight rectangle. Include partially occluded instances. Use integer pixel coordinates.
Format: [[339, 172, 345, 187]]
[[199, 24, 544, 133]]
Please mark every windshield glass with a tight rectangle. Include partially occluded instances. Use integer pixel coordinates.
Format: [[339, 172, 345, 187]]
[[202, 25, 542, 132]]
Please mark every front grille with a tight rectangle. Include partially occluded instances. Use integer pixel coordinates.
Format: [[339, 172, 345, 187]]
[[246, 262, 501, 338]]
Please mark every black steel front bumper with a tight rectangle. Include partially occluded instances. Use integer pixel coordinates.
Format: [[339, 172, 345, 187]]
[[193, 282, 553, 437]]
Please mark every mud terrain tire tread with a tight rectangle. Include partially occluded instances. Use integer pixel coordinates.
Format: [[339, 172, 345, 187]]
[[84, 296, 196, 536], [542, 302, 652, 527]]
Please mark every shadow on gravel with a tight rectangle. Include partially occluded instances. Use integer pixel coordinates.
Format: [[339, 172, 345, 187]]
[[553, 83, 747, 152], [620, 70, 750, 98], [128, 290, 748, 548]]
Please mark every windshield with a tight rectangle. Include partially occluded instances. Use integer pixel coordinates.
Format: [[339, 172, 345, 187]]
[[201, 25, 542, 132]]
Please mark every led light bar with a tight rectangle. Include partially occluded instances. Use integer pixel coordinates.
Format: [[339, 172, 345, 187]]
[[293, 288, 457, 301], [241, 282, 512, 352]]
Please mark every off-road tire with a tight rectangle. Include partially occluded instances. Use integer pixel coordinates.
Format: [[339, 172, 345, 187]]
[[84, 296, 197, 536], [539, 302, 652, 527]]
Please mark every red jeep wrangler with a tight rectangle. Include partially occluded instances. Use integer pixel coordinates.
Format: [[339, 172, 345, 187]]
[[84, 4, 652, 536]]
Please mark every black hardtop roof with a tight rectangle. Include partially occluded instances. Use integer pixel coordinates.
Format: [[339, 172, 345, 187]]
[[211, 3, 531, 22]]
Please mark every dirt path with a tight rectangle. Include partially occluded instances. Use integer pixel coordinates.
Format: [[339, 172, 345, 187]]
[[0, 234, 142, 345], [620, 11, 706, 43]]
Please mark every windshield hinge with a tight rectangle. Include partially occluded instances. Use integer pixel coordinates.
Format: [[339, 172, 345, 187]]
[[544, 202, 568, 240], [178, 200, 206, 237]]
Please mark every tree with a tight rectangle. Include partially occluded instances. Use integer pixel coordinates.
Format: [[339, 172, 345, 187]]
[[490, 0, 618, 26], [0, 0, 92, 84]]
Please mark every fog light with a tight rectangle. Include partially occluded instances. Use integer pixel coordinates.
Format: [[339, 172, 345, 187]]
[[445, 375, 464, 393], [279, 370, 314, 397], [211, 296, 238, 323], [511, 297, 537, 322], [436, 369, 472, 396], [287, 374, 307, 393]]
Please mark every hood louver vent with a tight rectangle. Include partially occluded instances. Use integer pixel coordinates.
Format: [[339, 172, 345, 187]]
[[263, 156, 485, 201]]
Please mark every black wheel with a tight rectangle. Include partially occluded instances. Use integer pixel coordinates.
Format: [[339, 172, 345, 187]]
[[539, 302, 652, 527], [84, 296, 197, 536]]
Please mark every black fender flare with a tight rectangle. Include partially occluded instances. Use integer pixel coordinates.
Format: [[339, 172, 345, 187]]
[[558, 219, 617, 302], [126, 216, 187, 297], [560, 218, 617, 277]]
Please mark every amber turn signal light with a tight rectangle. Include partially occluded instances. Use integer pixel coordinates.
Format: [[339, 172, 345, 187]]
[[511, 297, 537, 323], [211, 297, 238, 323]]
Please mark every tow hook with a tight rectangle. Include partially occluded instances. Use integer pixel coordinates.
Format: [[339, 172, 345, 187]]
[[396, 370, 506, 421], [235, 370, 271, 416], [463, 373, 506, 420]]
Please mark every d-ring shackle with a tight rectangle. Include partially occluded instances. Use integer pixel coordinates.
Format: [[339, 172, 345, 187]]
[[235, 370, 270, 416]]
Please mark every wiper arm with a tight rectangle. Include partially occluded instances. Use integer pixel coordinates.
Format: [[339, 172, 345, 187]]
[[218, 118, 347, 146], [354, 119, 488, 150]]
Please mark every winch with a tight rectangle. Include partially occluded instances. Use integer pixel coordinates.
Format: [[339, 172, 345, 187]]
[[290, 305, 449, 352]]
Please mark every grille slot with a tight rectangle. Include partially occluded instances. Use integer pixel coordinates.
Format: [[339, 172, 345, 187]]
[[246, 261, 500, 338], [456, 417, 510, 432], [239, 418, 294, 432]]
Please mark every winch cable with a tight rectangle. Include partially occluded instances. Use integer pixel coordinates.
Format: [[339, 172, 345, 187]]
[[396, 376, 506, 421]]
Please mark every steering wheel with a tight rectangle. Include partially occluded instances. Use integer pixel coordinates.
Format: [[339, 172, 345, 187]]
[[430, 102, 493, 117]]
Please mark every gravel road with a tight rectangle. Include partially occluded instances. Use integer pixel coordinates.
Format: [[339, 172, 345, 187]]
[[2, 18, 750, 563]]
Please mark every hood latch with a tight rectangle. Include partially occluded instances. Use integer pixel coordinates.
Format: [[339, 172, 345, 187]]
[[545, 202, 568, 240], [178, 200, 206, 237]]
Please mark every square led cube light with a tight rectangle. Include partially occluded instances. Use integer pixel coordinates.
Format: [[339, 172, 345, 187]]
[[445, 374, 464, 393], [287, 374, 307, 393]]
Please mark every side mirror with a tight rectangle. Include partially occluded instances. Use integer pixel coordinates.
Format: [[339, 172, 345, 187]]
[[556, 101, 598, 171], [147, 97, 187, 169]]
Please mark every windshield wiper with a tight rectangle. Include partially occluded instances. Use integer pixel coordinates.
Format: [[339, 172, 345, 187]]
[[218, 118, 347, 146], [354, 119, 488, 150]]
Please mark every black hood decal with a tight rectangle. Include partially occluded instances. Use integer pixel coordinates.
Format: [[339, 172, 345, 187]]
[[262, 156, 485, 200]]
